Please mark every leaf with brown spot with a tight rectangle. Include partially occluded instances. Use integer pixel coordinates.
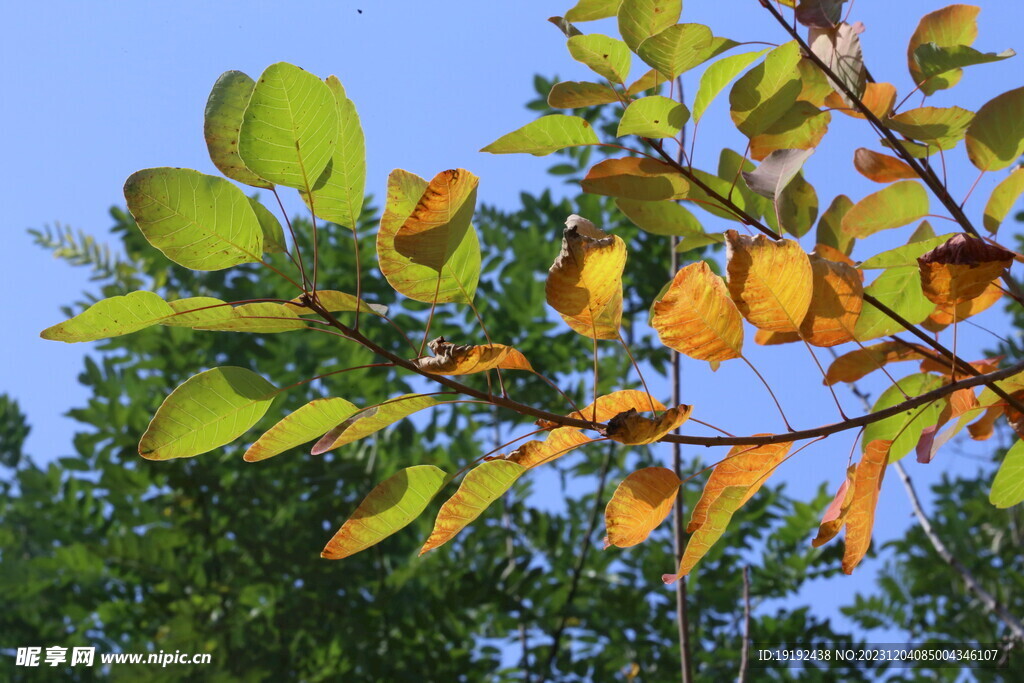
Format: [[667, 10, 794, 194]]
[[825, 82, 896, 120], [604, 467, 681, 548], [918, 234, 1014, 306], [663, 485, 747, 583], [581, 157, 689, 201], [548, 81, 621, 108], [842, 439, 890, 574], [604, 405, 693, 445], [411, 337, 533, 376], [725, 230, 813, 333], [922, 282, 1003, 332], [285, 290, 387, 317], [651, 261, 744, 363], [800, 255, 863, 347], [853, 148, 918, 183], [824, 341, 933, 385], [812, 465, 856, 547], [393, 169, 479, 272]]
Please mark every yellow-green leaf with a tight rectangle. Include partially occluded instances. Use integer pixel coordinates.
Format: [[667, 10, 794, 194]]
[[617, 95, 689, 138], [816, 194, 854, 255], [862, 373, 944, 462], [393, 169, 479, 272], [312, 394, 442, 455], [984, 168, 1024, 233], [193, 303, 306, 333], [548, 81, 621, 108], [244, 397, 359, 462], [693, 49, 768, 122], [481, 114, 601, 156], [663, 485, 747, 583], [616, 198, 704, 236], [854, 267, 936, 341], [636, 23, 714, 80], [859, 233, 956, 269], [568, 34, 632, 84], [966, 87, 1024, 172], [617, 0, 681, 52], [247, 196, 286, 253], [41, 291, 174, 343], [990, 439, 1024, 508], [729, 42, 803, 137], [565, 0, 622, 22], [203, 70, 272, 189], [841, 181, 929, 238], [907, 4, 980, 95], [885, 106, 974, 147]]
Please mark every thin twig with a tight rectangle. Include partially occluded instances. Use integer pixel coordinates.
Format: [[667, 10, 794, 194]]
[[738, 566, 751, 683]]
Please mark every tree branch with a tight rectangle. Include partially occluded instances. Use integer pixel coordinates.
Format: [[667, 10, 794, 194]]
[[738, 565, 751, 683]]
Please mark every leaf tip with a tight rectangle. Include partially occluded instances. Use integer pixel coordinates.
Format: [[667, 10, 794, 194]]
[[661, 572, 680, 585]]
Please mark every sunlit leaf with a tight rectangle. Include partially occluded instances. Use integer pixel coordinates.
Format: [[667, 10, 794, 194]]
[[855, 267, 935, 341], [41, 291, 174, 343], [412, 337, 533, 375], [124, 168, 263, 270], [730, 42, 802, 137], [625, 68, 670, 96], [842, 439, 890, 574], [812, 464, 856, 547], [605, 405, 693, 445], [247, 196, 286, 253], [162, 297, 236, 327], [203, 70, 272, 189], [604, 467, 680, 548], [966, 87, 1024, 172], [913, 43, 1014, 81], [809, 22, 867, 102], [193, 302, 306, 333], [393, 169, 479, 272], [617, 95, 689, 138], [505, 427, 595, 469], [862, 373, 944, 462], [915, 387, 981, 463], [312, 394, 442, 455], [420, 460, 526, 554], [774, 172, 819, 238], [321, 465, 447, 560], [481, 114, 601, 156], [548, 81, 621, 108], [615, 198, 704, 236], [859, 233, 956, 269], [824, 82, 896, 120], [565, 389, 666, 426], [885, 106, 974, 148], [817, 194, 854, 255], [565, 0, 622, 22], [923, 282, 1003, 332], [800, 255, 862, 347], [907, 4, 980, 95], [663, 485, 747, 583], [990, 439, 1024, 508], [680, 169, 756, 221], [824, 341, 933, 385], [917, 234, 1014, 306], [692, 49, 769, 122], [568, 34, 633, 84], [139, 367, 277, 460], [244, 397, 359, 462], [617, 0, 681, 52], [238, 62, 337, 190], [853, 148, 917, 183], [983, 167, 1024, 233], [749, 103, 830, 161], [841, 181, 929, 238], [636, 23, 714, 80], [582, 157, 689, 200], [652, 261, 744, 363], [285, 290, 387, 317], [725, 230, 813, 333]]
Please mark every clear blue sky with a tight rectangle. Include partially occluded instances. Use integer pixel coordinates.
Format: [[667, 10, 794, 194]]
[[4, 0, 1023, 646]]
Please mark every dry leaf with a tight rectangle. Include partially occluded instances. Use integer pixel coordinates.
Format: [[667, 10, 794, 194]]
[[412, 337, 532, 375], [918, 234, 1013, 306], [812, 464, 856, 547], [604, 405, 694, 445]]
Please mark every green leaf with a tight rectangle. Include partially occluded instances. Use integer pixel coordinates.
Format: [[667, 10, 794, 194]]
[[567, 34, 632, 84], [885, 106, 974, 146], [625, 68, 670, 96], [124, 168, 263, 271], [990, 440, 1024, 508], [984, 168, 1024, 234], [966, 87, 1024, 172], [663, 485, 747, 582], [749, 102, 831, 161], [775, 172, 818, 239], [616, 95, 689, 138], [914, 43, 1015, 80], [636, 23, 713, 80], [162, 297, 235, 327], [907, 4, 980, 95], [238, 62, 338, 190], [376, 170, 480, 304], [139, 367, 277, 460], [247, 196, 286, 253], [841, 181, 929, 238], [617, 0, 681, 52], [817, 194, 854, 254], [193, 303, 306, 333], [908, 220, 936, 243], [692, 49, 768, 122], [321, 465, 448, 560], [729, 42, 803, 137], [480, 115, 600, 156], [311, 394, 443, 454], [203, 70, 272, 189], [285, 291, 387, 317], [681, 169, 756, 222], [616, 198, 704, 236], [854, 267, 936, 341], [548, 81, 620, 108], [862, 373, 945, 462], [581, 157, 689, 200], [40, 291, 174, 343], [859, 233, 957, 269], [420, 460, 526, 554], [565, 0, 622, 22], [300, 76, 366, 230], [244, 397, 360, 462]]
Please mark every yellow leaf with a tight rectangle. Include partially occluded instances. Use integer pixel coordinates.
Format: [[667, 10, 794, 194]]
[[663, 485, 747, 583], [853, 148, 918, 183], [651, 261, 744, 363], [565, 389, 667, 426], [605, 405, 693, 445], [812, 465, 856, 548], [917, 234, 1013, 306], [393, 168, 479, 272], [842, 439, 890, 574], [824, 82, 896, 120], [412, 337, 532, 375], [799, 255, 863, 347], [754, 329, 801, 346], [907, 4, 979, 94], [504, 427, 594, 469], [824, 341, 932, 385], [725, 230, 813, 333], [604, 467, 681, 549]]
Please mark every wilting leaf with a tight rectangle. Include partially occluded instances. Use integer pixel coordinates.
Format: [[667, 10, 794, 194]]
[[563, 389, 666, 426], [859, 233, 956, 269], [809, 22, 867, 102], [841, 181, 929, 238], [193, 302, 306, 333], [990, 439, 1024, 508], [796, 0, 848, 29], [812, 464, 856, 547], [913, 43, 1015, 81], [548, 16, 583, 38], [568, 34, 632, 84], [688, 440, 792, 534], [505, 427, 594, 469], [616, 198, 704, 236], [854, 266, 935, 341], [636, 23, 714, 80], [582, 157, 689, 200], [377, 169, 480, 304], [139, 367, 277, 460], [664, 485, 747, 583], [604, 467, 681, 548], [742, 148, 814, 201], [244, 397, 359, 462], [923, 282, 1003, 332], [984, 167, 1024, 233], [548, 81, 621, 108], [825, 341, 932, 385], [124, 168, 263, 271], [412, 337, 532, 375], [41, 291, 175, 343], [247, 196, 286, 253], [749, 103, 830, 161], [203, 71, 272, 189], [651, 261, 744, 362], [617, 95, 689, 138], [726, 230, 813, 333], [692, 49, 769, 122], [853, 149, 917, 183], [285, 290, 387, 317], [300, 75, 366, 230], [238, 62, 337, 190], [420, 460, 526, 554], [312, 394, 442, 455], [617, 0, 681, 52], [966, 87, 1024, 172], [321, 465, 447, 560], [730, 42, 803, 137], [842, 440, 890, 574], [481, 114, 600, 156], [565, 0, 622, 22], [393, 169, 479, 272], [916, 387, 981, 464], [817, 194, 854, 255], [824, 82, 897, 120], [885, 106, 974, 149], [907, 4, 981, 95], [800, 255, 862, 347], [917, 234, 1014, 306], [862, 373, 944, 462], [605, 405, 693, 445]]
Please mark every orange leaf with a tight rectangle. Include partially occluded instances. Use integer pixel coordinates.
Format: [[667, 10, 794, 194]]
[[921, 282, 1003, 332], [392, 169, 478, 272], [504, 426, 594, 469], [725, 230, 813, 333], [812, 465, 856, 548], [825, 82, 896, 120], [663, 485, 748, 583], [688, 439, 792, 533], [754, 329, 801, 346], [824, 341, 933, 385], [604, 405, 694, 446], [546, 216, 627, 340], [918, 234, 1013, 306], [412, 337, 532, 375], [581, 157, 689, 201], [916, 387, 982, 463], [603, 467, 681, 549], [968, 405, 1003, 441], [919, 355, 1001, 377], [651, 261, 744, 363], [842, 439, 890, 574], [814, 243, 857, 268], [853, 148, 917, 183], [563, 389, 667, 426], [800, 255, 863, 347]]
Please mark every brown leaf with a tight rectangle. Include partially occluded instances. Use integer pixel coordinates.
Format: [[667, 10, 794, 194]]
[[800, 255, 863, 347], [919, 355, 1002, 377], [968, 405, 1003, 441], [918, 234, 1014, 306], [842, 439, 890, 574], [604, 405, 694, 445], [651, 261, 744, 363], [853, 148, 918, 183], [393, 169, 479, 271], [412, 337, 532, 375], [603, 467, 681, 549], [824, 341, 932, 385], [726, 230, 813, 333], [812, 464, 856, 547]]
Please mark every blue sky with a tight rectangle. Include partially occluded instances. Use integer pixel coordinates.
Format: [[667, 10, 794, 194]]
[[4, 0, 1023, 649]]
